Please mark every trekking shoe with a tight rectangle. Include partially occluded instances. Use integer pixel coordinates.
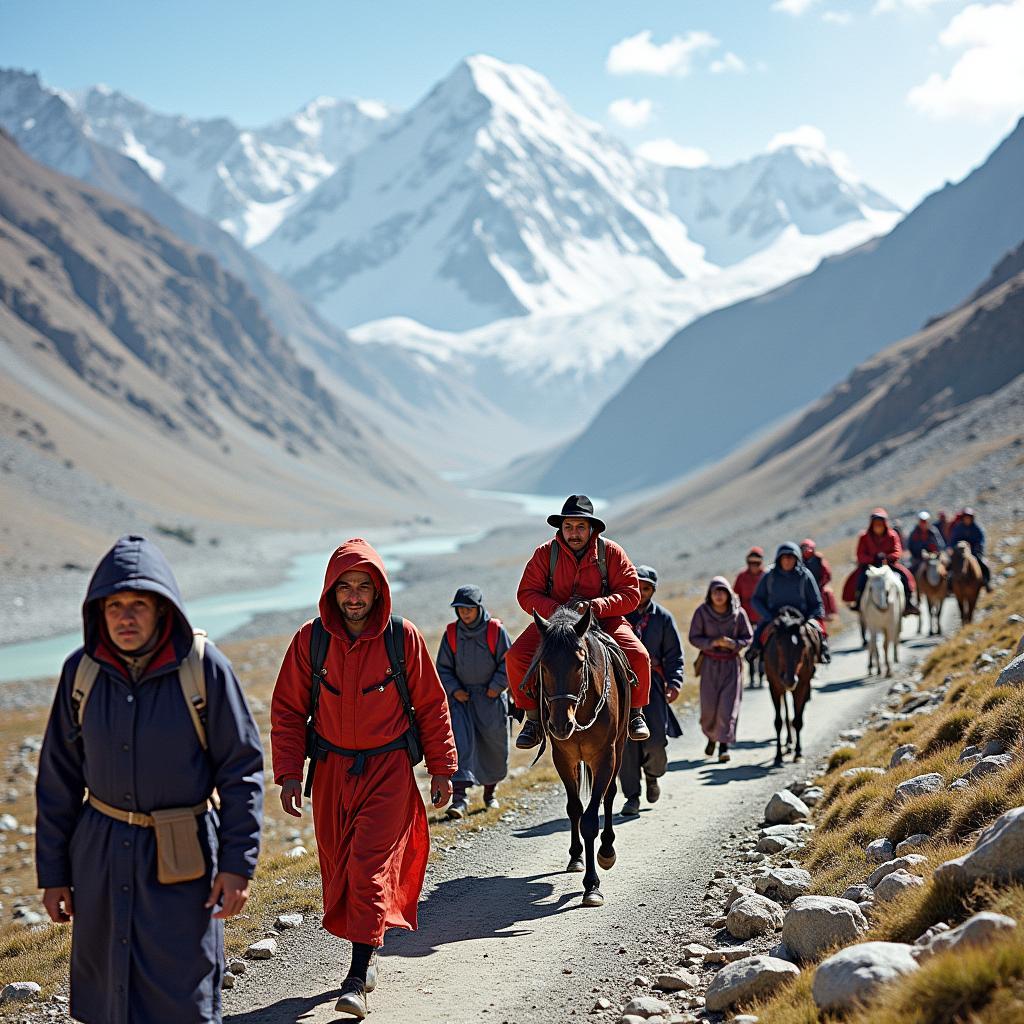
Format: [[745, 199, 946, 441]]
[[364, 950, 379, 994], [516, 719, 542, 749], [482, 785, 499, 810], [621, 796, 641, 816], [446, 798, 468, 820], [718, 744, 731, 764], [335, 978, 368, 1019], [705, 738, 716, 756], [645, 775, 661, 804], [628, 712, 650, 742], [820, 638, 831, 665]]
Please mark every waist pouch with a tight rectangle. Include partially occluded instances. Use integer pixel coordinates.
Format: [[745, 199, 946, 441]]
[[88, 794, 209, 885]]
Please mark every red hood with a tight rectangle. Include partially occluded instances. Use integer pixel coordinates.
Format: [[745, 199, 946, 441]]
[[318, 538, 393, 641]]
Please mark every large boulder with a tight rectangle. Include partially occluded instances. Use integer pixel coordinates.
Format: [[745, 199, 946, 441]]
[[867, 855, 929, 888], [755, 867, 812, 902], [726, 894, 785, 939], [874, 869, 926, 903], [935, 806, 1024, 886], [705, 955, 801, 1011], [996, 653, 1024, 688], [724, 884, 757, 912], [812, 942, 919, 1011], [895, 773, 945, 804], [916, 911, 1017, 961], [765, 791, 810, 824], [781, 896, 869, 962], [895, 834, 931, 856], [866, 838, 895, 863], [964, 754, 1014, 783]]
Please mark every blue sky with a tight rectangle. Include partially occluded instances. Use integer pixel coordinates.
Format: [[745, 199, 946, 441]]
[[1, 0, 1022, 208]]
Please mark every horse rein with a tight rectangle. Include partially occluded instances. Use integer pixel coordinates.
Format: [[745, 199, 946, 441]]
[[541, 640, 611, 733]]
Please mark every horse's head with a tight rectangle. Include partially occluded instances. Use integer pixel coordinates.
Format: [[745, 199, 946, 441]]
[[865, 565, 891, 608], [771, 606, 807, 688], [923, 550, 945, 588], [533, 604, 593, 741]]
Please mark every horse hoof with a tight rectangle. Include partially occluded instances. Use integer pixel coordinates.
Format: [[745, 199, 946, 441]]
[[597, 851, 616, 870], [774, 756, 784, 768], [793, 754, 804, 763], [582, 889, 605, 907], [567, 858, 585, 873]]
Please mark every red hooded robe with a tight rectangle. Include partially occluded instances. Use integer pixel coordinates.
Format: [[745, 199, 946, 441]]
[[270, 539, 456, 946]]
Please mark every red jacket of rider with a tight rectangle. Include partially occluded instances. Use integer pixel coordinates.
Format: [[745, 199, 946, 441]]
[[856, 526, 903, 567], [733, 568, 765, 624]]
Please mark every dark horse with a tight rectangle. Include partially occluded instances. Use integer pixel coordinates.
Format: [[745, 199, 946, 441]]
[[764, 606, 817, 765], [530, 604, 628, 907]]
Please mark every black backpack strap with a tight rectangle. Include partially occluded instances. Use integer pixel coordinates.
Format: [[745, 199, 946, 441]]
[[303, 617, 331, 797], [597, 536, 609, 596], [385, 615, 423, 767], [547, 542, 559, 595]]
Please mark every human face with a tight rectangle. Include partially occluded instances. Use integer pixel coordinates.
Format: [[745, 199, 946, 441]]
[[779, 554, 798, 572], [104, 590, 160, 652], [710, 587, 730, 612], [456, 606, 480, 625], [561, 518, 592, 551], [963, 514, 974, 526], [801, 545, 814, 559], [746, 555, 763, 573], [334, 571, 377, 628], [639, 582, 656, 607], [871, 518, 886, 535]]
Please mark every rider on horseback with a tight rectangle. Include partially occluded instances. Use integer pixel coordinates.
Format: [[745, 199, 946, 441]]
[[948, 508, 991, 591], [746, 542, 831, 665], [505, 495, 652, 750], [843, 508, 918, 615], [907, 511, 945, 575]]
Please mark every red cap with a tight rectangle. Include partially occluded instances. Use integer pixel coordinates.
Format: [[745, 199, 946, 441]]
[[800, 538, 816, 550], [870, 508, 888, 520], [747, 546, 765, 558]]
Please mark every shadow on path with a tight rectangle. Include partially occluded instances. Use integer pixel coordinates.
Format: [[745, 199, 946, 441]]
[[225, 991, 337, 1024]]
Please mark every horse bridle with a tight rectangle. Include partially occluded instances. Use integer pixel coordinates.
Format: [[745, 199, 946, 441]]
[[541, 640, 611, 733]]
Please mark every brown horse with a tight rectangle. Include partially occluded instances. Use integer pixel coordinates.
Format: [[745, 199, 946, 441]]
[[764, 607, 817, 765], [531, 604, 628, 907], [950, 541, 983, 624], [915, 551, 948, 636]]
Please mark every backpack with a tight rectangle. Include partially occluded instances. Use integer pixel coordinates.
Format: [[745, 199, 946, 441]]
[[547, 536, 609, 597], [71, 630, 209, 749], [445, 618, 502, 656], [306, 614, 423, 778]]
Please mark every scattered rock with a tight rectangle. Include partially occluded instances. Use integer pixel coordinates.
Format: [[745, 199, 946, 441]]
[[996, 653, 1024, 688], [757, 834, 796, 855], [841, 884, 874, 903], [761, 823, 814, 838], [866, 838, 895, 863], [654, 971, 699, 991], [949, 778, 972, 792], [754, 868, 812, 902], [726, 895, 785, 939], [0, 814, 18, 831], [959, 745, 982, 763], [681, 942, 712, 958], [873, 870, 926, 903], [916, 911, 1016, 961], [812, 942, 919, 1011], [723, 885, 757, 912], [839, 729, 864, 742], [633, 975, 651, 987], [222, 972, 235, 990], [781, 896, 869, 962], [936, 806, 1024, 886], [889, 744, 918, 769], [895, 773, 945, 804], [764, 791, 810, 825], [705, 955, 800, 1011], [0, 982, 41, 1005], [895, 834, 931, 856], [284, 845, 308, 859], [592, 997, 612, 1011], [801, 786, 825, 807], [703, 947, 753, 964], [228, 958, 247, 975], [867, 855, 929, 888], [914, 922, 950, 946], [245, 938, 278, 959], [12, 908, 43, 926], [983, 740, 1007, 757], [274, 913, 303, 930], [965, 754, 1014, 782], [621, 995, 671, 1018]]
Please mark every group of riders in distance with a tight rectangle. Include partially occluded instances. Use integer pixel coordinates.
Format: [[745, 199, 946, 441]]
[[32, 494, 992, 1021]]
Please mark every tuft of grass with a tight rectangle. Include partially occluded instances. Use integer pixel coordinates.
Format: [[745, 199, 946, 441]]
[[827, 746, 857, 772], [922, 709, 973, 755]]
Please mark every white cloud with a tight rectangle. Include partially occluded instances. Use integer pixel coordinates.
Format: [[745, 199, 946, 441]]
[[606, 29, 719, 76], [710, 51, 748, 74], [636, 138, 712, 167], [873, 0, 947, 11], [767, 124, 830, 151], [908, 0, 1024, 118], [771, 0, 819, 14], [822, 10, 854, 25], [608, 97, 654, 129]]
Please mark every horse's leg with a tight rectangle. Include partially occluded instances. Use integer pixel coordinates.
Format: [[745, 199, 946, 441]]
[[793, 680, 808, 762], [582, 758, 614, 905], [553, 748, 584, 873], [783, 688, 793, 752], [597, 753, 618, 872], [771, 686, 784, 766]]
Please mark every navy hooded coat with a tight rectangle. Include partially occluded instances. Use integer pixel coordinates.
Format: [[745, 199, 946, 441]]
[[35, 536, 264, 1024]]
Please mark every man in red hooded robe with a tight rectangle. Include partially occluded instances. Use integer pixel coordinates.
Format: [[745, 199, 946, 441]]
[[270, 539, 456, 1019]]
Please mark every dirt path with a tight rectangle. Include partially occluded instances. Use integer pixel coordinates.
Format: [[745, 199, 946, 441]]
[[224, 616, 950, 1024]]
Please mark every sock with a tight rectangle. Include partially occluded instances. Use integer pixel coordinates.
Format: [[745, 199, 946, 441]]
[[348, 942, 375, 985]]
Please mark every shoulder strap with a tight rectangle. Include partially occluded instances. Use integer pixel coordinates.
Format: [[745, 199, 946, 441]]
[[547, 542, 558, 595], [308, 617, 330, 728], [766, 571, 775, 608], [486, 618, 501, 656], [597, 537, 609, 596], [385, 615, 416, 723], [178, 630, 208, 750], [446, 621, 458, 655], [71, 654, 101, 730]]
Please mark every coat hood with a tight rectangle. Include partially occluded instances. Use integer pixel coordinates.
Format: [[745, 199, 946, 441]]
[[82, 535, 192, 658], [775, 542, 802, 564], [705, 575, 740, 614], [318, 538, 393, 641]]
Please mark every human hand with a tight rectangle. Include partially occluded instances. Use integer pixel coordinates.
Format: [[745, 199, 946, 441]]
[[430, 775, 453, 807], [453, 689, 470, 703], [667, 687, 681, 704], [206, 871, 250, 919], [279, 779, 303, 817], [42, 886, 73, 923], [486, 687, 502, 699]]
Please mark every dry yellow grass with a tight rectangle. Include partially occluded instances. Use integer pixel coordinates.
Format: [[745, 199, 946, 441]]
[[747, 533, 1024, 1022]]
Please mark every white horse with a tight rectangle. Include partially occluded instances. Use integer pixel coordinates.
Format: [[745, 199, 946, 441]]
[[859, 564, 904, 677]]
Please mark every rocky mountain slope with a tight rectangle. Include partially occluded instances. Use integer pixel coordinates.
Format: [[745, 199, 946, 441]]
[[522, 116, 1024, 496]]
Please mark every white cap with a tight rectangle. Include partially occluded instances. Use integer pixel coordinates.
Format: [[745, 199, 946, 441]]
[[918, 510, 930, 521]]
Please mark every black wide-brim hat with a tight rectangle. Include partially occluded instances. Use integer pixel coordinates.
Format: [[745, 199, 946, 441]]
[[547, 494, 606, 534]]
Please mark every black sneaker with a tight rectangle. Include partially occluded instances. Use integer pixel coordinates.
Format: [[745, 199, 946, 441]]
[[718, 744, 731, 764], [482, 785, 499, 810], [705, 738, 716, 757], [621, 796, 641, 816], [516, 720, 542, 749], [335, 978, 367, 1019], [628, 712, 650, 742]]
